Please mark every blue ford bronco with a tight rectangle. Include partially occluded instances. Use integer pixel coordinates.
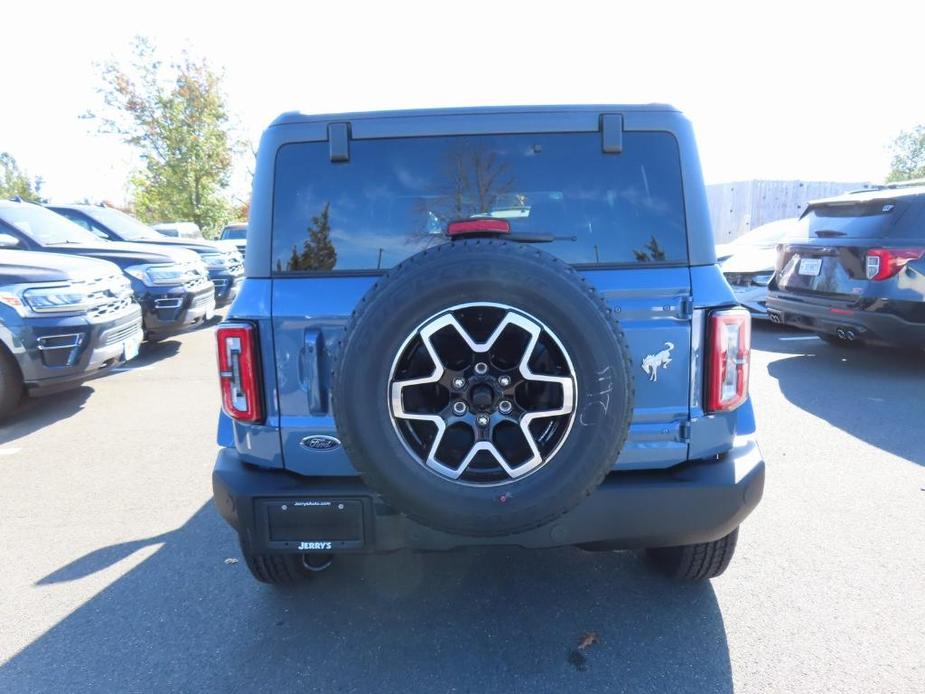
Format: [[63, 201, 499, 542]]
[[212, 105, 765, 584]]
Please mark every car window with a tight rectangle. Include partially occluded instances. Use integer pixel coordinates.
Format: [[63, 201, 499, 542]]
[[272, 131, 688, 273], [800, 199, 924, 239], [0, 205, 101, 245], [53, 209, 111, 239], [79, 207, 163, 241], [222, 227, 247, 240]]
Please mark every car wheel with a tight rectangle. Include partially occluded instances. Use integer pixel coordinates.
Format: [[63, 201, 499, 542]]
[[332, 239, 635, 537], [645, 528, 739, 581], [0, 346, 23, 420]]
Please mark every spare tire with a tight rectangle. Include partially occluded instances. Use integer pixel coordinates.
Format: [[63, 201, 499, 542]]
[[332, 239, 634, 536]]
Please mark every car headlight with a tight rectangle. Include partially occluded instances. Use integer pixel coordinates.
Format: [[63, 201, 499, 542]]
[[751, 273, 773, 286], [0, 284, 90, 315], [200, 253, 228, 269], [124, 263, 192, 286], [23, 286, 91, 313]]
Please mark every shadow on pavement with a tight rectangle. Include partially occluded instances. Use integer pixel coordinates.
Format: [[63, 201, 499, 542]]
[[0, 386, 93, 446], [2, 503, 733, 693], [750, 322, 815, 353], [135, 338, 182, 366], [766, 337, 925, 466]]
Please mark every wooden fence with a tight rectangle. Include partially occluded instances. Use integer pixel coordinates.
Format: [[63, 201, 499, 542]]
[[705, 180, 871, 242]]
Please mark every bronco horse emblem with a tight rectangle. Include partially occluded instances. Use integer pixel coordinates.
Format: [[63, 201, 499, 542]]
[[641, 342, 674, 382]]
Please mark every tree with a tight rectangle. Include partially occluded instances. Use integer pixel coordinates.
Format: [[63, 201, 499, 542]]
[[0, 153, 43, 202], [427, 142, 514, 224], [286, 202, 337, 271], [886, 125, 925, 182], [88, 37, 237, 237]]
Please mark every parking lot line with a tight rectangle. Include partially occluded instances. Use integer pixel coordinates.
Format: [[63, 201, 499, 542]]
[[778, 336, 819, 341], [111, 365, 157, 373]]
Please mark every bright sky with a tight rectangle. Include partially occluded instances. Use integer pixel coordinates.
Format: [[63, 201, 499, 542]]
[[2, 1, 923, 205]]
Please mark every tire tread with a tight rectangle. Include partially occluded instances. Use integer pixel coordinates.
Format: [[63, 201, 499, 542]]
[[646, 527, 739, 581], [242, 550, 309, 584]]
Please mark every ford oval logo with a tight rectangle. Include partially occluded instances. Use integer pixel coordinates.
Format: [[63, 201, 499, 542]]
[[300, 435, 341, 452]]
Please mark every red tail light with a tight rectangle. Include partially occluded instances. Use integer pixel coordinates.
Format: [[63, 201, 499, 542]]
[[447, 219, 511, 236], [865, 248, 925, 281], [707, 308, 751, 413], [217, 323, 263, 422]]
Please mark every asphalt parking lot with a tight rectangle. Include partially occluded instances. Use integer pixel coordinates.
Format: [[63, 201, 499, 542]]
[[0, 319, 922, 693]]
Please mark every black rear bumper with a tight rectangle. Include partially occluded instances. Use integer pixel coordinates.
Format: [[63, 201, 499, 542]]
[[212, 439, 765, 553], [767, 294, 925, 347]]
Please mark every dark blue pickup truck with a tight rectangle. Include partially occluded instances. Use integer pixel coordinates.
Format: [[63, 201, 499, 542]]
[[212, 105, 765, 585]]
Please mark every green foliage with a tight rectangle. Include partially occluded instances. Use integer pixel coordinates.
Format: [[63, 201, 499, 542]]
[[0, 153, 43, 202], [886, 125, 925, 182], [285, 202, 337, 271], [89, 37, 237, 237]]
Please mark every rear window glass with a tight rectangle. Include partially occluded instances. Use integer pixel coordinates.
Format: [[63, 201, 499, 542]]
[[801, 199, 924, 240], [272, 132, 688, 273]]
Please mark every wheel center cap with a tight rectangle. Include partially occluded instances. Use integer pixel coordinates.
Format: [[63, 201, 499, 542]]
[[470, 384, 495, 411]]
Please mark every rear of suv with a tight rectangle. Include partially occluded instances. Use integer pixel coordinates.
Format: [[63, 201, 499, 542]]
[[767, 183, 925, 347], [212, 105, 765, 585]]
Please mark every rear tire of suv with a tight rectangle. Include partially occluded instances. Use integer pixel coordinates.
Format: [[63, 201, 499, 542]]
[[645, 528, 739, 581], [0, 347, 23, 420]]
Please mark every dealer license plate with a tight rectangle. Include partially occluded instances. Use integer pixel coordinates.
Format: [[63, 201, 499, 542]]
[[798, 258, 822, 276]]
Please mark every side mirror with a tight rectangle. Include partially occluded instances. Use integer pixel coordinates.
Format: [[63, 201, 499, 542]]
[[0, 233, 21, 249]]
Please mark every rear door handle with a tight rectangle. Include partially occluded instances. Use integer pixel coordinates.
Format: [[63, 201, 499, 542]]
[[304, 329, 327, 415]]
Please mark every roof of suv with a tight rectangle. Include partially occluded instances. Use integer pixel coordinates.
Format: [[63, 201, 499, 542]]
[[270, 103, 680, 127], [808, 184, 925, 208]]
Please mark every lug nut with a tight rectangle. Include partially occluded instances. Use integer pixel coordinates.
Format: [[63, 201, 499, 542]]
[[498, 375, 511, 387], [474, 362, 488, 375], [477, 414, 490, 427], [498, 400, 513, 414], [452, 401, 467, 416], [452, 376, 466, 389]]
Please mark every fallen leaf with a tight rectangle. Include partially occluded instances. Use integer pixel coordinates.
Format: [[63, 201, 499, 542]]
[[224, 557, 239, 565], [577, 631, 599, 650]]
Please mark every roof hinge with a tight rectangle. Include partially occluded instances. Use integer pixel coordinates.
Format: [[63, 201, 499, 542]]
[[328, 122, 350, 162], [679, 295, 694, 319], [679, 421, 691, 443], [600, 113, 623, 154]]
